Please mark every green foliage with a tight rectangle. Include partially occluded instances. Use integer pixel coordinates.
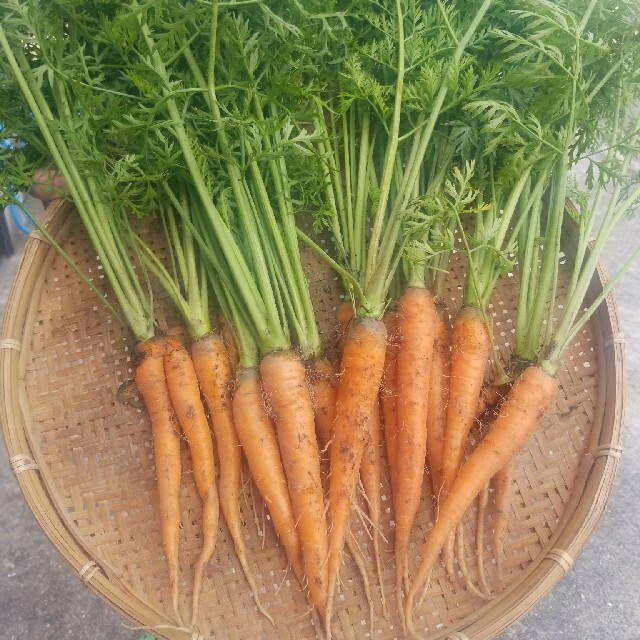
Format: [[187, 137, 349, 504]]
[[1, 0, 639, 349]]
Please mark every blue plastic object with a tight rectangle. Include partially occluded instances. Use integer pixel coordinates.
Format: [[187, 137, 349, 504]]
[[8, 194, 34, 235], [2, 124, 34, 235]]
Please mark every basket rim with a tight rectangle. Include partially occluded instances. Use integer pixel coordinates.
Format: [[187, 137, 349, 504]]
[[0, 200, 626, 640]]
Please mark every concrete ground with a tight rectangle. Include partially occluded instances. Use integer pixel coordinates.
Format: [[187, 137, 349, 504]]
[[0, 198, 638, 640]]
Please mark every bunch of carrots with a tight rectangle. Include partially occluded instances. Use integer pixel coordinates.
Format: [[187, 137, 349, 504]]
[[2, 0, 640, 639]]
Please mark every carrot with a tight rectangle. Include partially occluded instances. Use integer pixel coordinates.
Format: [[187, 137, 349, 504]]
[[308, 356, 338, 449], [475, 383, 503, 418], [336, 299, 355, 342], [380, 310, 399, 494], [332, 302, 385, 601], [492, 459, 513, 580], [326, 317, 387, 633], [406, 365, 556, 636], [232, 366, 306, 584], [219, 313, 240, 374], [474, 483, 494, 598], [163, 337, 220, 627], [426, 302, 451, 502], [359, 395, 387, 618], [134, 337, 183, 625], [259, 350, 328, 616], [394, 287, 436, 600], [191, 333, 272, 624], [441, 306, 492, 494], [440, 305, 491, 580], [311, 353, 384, 628]]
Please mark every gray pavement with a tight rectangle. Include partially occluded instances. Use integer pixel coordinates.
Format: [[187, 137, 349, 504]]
[[0, 203, 639, 640]]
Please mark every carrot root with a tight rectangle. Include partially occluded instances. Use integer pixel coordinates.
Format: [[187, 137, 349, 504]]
[[360, 396, 387, 620], [492, 459, 513, 582], [163, 337, 220, 628], [380, 311, 399, 496], [326, 317, 387, 636], [308, 356, 338, 449], [439, 305, 491, 583], [135, 337, 183, 626], [476, 482, 493, 598], [192, 334, 273, 624], [260, 350, 329, 617], [394, 287, 436, 604], [219, 313, 240, 374], [441, 305, 492, 496], [232, 366, 305, 585], [442, 532, 457, 583], [406, 366, 556, 635], [456, 521, 493, 600], [426, 303, 451, 501], [347, 529, 375, 639]]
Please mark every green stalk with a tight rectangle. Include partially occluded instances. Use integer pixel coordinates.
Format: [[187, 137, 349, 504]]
[[312, 98, 348, 263], [514, 163, 553, 357], [0, 24, 154, 342], [10, 197, 125, 326], [197, 9, 321, 357], [136, 195, 212, 340], [260, 101, 322, 355], [364, 0, 494, 310], [135, 13, 286, 353], [202, 6, 286, 351], [201, 257, 260, 370], [363, 0, 406, 285], [296, 229, 364, 299], [353, 105, 372, 277], [519, 156, 568, 361], [546, 179, 640, 367], [555, 246, 640, 359]]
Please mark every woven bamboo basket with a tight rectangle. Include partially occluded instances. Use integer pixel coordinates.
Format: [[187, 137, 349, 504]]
[[0, 199, 625, 640]]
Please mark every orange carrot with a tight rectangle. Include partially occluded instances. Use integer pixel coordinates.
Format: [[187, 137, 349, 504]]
[[311, 354, 384, 626], [380, 311, 399, 494], [475, 383, 503, 418], [326, 317, 387, 633], [191, 333, 271, 624], [359, 395, 387, 617], [308, 356, 338, 449], [232, 366, 305, 584], [492, 459, 513, 580], [441, 306, 492, 494], [163, 337, 220, 627], [259, 350, 328, 616], [440, 305, 491, 580], [336, 299, 355, 342], [219, 313, 240, 374], [426, 302, 451, 502], [135, 337, 183, 625], [394, 287, 436, 600], [474, 483, 494, 598], [406, 366, 556, 636]]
